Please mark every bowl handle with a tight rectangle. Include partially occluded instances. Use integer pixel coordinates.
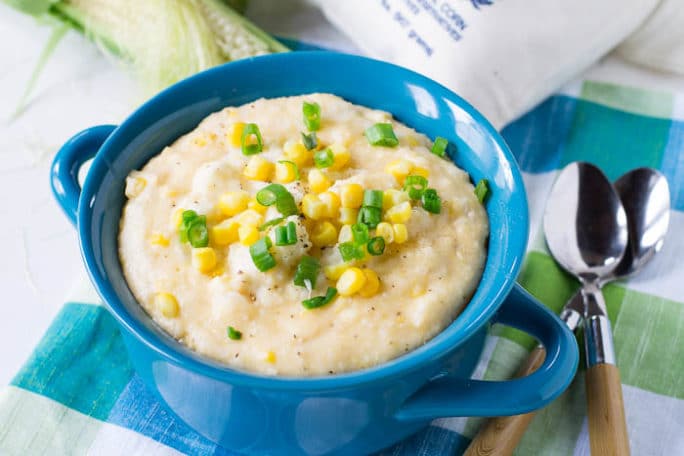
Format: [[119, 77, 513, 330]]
[[50, 125, 117, 226], [395, 283, 579, 420]]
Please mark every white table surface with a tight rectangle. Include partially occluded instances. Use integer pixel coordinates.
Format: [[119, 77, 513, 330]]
[[2, 1, 684, 387]]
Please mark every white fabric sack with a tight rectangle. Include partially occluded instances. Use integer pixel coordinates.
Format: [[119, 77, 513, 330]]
[[311, 0, 659, 129]]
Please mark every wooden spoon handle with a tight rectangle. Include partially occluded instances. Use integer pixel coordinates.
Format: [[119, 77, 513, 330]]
[[463, 346, 546, 456], [586, 363, 630, 456]]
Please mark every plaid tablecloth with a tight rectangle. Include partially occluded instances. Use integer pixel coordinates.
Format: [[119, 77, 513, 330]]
[[1, 80, 682, 455]]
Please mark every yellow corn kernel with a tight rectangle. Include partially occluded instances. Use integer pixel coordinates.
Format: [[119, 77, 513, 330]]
[[340, 183, 364, 208], [375, 222, 394, 244], [248, 197, 268, 215], [211, 219, 240, 246], [218, 190, 250, 216], [338, 224, 353, 243], [393, 223, 408, 244], [155, 292, 179, 318], [228, 122, 245, 147], [193, 136, 207, 147], [328, 143, 351, 170], [284, 140, 313, 167], [192, 247, 217, 273], [324, 263, 349, 281], [319, 191, 341, 218], [264, 351, 277, 364], [150, 233, 170, 247], [205, 209, 224, 224], [385, 159, 414, 184], [238, 225, 260, 246], [339, 207, 359, 225], [235, 209, 264, 228], [359, 269, 381, 297], [383, 189, 410, 210], [274, 161, 298, 184], [302, 194, 327, 220], [243, 156, 274, 181], [385, 201, 412, 223], [125, 176, 147, 198], [412, 166, 430, 179], [337, 267, 367, 296], [311, 221, 338, 247], [308, 169, 331, 193], [172, 208, 185, 228]]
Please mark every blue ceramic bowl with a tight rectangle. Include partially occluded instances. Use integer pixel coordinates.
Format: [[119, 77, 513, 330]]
[[51, 52, 578, 455]]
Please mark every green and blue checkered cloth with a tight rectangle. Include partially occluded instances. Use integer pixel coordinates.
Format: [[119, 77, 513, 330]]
[[1, 80, 682, 455]]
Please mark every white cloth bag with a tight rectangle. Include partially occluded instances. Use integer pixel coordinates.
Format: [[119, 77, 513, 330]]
[[311, 0, 659, 129]]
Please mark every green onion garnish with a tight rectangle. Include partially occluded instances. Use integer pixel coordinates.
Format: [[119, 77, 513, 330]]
[[357, 206, 382, 228], [275, 221, 298, 246], [303, 101, 321, 131], [179, 209, 198, 243], [474, 179, 489, 203], [339, 241, 365, 262], [294, 255, 321, 288], [421, 188, 441, 214], [362, 189, 383, 209], [314, 147, 334, 168], [278, 160, 300, 180], [259, 217, 285, 231], [241, 123, 263, 155], [301, 132, 318, 151], [302, 287, 337, 310], [351, 223, 369, 245], [255, 184, 298, 216], [431, 137, 448, 157], [227, 326, 242, 340], [179, 210, 208, 247], [364, 123, 398, 147], [404, 175, 428, 199], [249, 237, 276, 272], [367, 236, 386, 256]]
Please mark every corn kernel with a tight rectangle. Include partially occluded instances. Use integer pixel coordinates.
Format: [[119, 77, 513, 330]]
[[302, 194, 327, 220], [150, 233, 170, 247], [211, 219, 239, 246], [155, 292, 179, 318], [308, 169, 331, 193], [265, 351, 277, 364], [125, 176, 147, 198], [284, 140, 313, 167], [359, 269, 381, 297], [248, 197, 268, 214], [311, 221, 338, 247], [329, 143, 351, 170], [228, 122, 245, 147], [383, 189, 410, 210], [338, 224, 353, 243], [274, 161, 298, 184], [385, 201, 412, 223], [337, 267, 367, 296], [218, 190, 250, 216], [243, 156, 274, 181], [375, 222, 394, 244], [238, 225, 260, 246], [319, 191, 341, 218], [192, 247, 217, 273], [339, 207, 359, 225], [324, 263, 349, 281], [172, 208, 185, 228], [412, 166, 430, 179], [393, 223, 408, 244], [340, 183, 364, 208], [235, 209, 264, 228], [385, 159, 414, 184]]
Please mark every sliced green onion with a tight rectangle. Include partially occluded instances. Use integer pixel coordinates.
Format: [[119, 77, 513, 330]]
[[187, 216, 209, 248], [351, 223, 369, 245], [301, 131, 318, 151], [179, 209, 198, 243], [259, 217, 285, 231], [364, 123, 398, 147], [339, 241, 365, 262], [277, 160, 300, 180], [314, 148, 334, 168], [362, 189, 383, 209], [275, 221, 297, 246], [431, 137, 448, 157], [404, 175, 428, 199], [294, 255, 321, 288], [303, 101, 321, 131], [421, 188, 441, 214], [474, 179, 489, 203], [249, 237, 276, 271], [302, 287, 337, 310], [255, 184, 298, 216], [241, 123, 263, 155], [367, 236, 386, 256], [227, 326, 242, 340], [357, 206, 382, 228]]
